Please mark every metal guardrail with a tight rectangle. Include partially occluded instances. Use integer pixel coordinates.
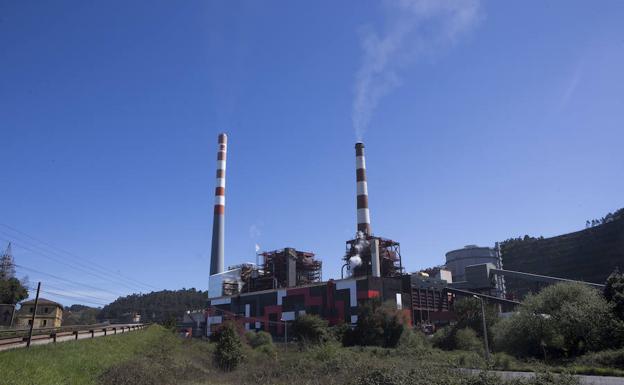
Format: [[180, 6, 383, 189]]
[[0, 323, 147, 348]]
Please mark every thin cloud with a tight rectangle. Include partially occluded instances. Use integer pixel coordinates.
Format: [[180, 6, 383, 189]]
[[352, 0, 482, 140]]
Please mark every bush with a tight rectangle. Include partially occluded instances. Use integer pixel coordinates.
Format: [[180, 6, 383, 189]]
[[330, 322, 351, 343], [291, 314, 330, 345], [493, 282, 620, 358], [246, 330, 273, 348], [575, 348, 624, 369], [346, 300, 409, 348], [431, 326, 456, 350], [455, 328, 483, 354], [491, 352, 516, 371], [213, 322, 244, 371], [453, 297, 499, 347], [397, 328, 429, 353], [255, 343, 277, 360]]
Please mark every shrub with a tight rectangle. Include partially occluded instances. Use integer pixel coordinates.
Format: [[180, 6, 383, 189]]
[[575, 348, 624, 369], [493, 282, 620, 358], [397, 328, 429, 353], [291, 314, 330, 345], [347, 300, 409, 348], [246, 330, 273, 348], [605, 268, 624, 321], [491, 352, 516, 371], [455, 328, 483, 354], [213, 322, 244, 371], [330, 322, 351, 343], [255, 343, 277, 360], [453, 297, 499, 347], [431, 326, 456, 350]]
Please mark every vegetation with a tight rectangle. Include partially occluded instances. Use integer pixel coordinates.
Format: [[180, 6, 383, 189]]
[[4, 322, 620, 385], [605, 268, 624, 321], [97, 288, 207, 324], [493, 282, 624, 359], [0, 277, 28, 304], [291, 314, 329, 345], [344, 300, 409, 348], [585, 207, 624, 228], [246, 330, 273, 348], [212, 321, 245, 371], [63, 304, 101, 326], [0, 245, 28, 305], [430, 297, 495, 353]]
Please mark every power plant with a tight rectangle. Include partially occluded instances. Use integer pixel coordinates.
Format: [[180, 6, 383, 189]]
[[202, 133, 610, 338]]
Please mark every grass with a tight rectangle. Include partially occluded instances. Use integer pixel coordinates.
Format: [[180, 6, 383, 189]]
[[0, 325, 204, 385], [0, 325, 620, 385]]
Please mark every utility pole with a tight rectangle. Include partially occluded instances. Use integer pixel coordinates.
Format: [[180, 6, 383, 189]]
[[27, 282, 41, 348], [473, 295, 490, 362]]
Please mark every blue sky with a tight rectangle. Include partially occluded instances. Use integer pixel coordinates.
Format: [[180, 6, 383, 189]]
[[1, 1, 623, 306]]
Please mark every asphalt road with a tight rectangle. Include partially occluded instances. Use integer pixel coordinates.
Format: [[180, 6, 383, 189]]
[[462, 369, 624, 385]]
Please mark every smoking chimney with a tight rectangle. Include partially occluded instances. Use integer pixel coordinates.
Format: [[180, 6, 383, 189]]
[[355, 142, 371, 236], [210, 133, 227, 276]]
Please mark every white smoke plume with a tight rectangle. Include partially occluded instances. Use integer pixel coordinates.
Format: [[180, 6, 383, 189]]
[[352, 0, 482, 140], [349, 255, 363, 269]]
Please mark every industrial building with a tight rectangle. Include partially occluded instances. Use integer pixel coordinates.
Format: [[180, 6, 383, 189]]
[[202, 134, 607, 337], [205, 139, 414, 337], [445, 244, 506, 298]]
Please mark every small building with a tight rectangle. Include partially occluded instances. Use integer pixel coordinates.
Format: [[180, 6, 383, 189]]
[[15, 298, 63, 328]]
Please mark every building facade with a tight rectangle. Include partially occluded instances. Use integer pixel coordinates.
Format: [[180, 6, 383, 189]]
[[207, 276, 411, 337], [15, 298, 63, 328]]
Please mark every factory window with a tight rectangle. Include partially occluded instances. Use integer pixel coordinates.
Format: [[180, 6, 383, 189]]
[[29, 307, 34, 313], [44, 307, 49, 314]]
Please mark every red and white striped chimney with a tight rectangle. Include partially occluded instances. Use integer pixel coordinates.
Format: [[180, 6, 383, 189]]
[[210, 133, 227, 276], [355, 142, 371, 236]]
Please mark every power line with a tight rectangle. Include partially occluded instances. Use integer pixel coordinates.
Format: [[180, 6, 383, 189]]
[[15, 264, 126, 297], [2, 237, 153, 294], [0, 230, 158, 292], [0, 224, 161, 291]]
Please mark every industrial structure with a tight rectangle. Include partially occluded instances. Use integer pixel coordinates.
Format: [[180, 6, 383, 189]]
[[205, 139, 412, 336], [445, 244, 506, 298], [210, 133, 227, 276], [202, 134, 611, 337]]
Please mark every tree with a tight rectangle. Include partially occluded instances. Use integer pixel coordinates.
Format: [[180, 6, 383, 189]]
[[0, 277, 28, 304], [213, 322, 244, 371], [346, 300, 409, 348], [493, 282, 621, 358], [98, 288, 208, 323], [604, 268, 624, 321], [453, 297, 499, 346]]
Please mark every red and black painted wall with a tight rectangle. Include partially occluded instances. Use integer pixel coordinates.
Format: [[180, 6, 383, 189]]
[[207, 275, 412, 336]]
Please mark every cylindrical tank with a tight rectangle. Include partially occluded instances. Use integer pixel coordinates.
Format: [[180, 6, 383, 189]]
[[445, 245, 501, 282]]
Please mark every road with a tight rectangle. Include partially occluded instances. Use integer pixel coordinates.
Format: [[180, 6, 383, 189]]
[[462, 369, 624, 385]]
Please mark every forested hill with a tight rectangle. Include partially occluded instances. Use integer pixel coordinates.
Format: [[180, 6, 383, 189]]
[[98, 288, 207, 324]]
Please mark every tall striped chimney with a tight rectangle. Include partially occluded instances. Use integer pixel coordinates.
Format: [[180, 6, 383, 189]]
[[355, 142, 371, 236], [210, 133, 227, 276]]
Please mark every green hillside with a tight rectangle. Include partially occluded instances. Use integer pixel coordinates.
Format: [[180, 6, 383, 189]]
[[98, 288, 207, 324], [501, 209, 624, 298]]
